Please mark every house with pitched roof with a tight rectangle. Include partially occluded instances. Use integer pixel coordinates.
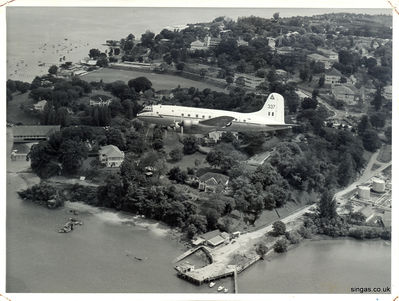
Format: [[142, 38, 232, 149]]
[[331, 84, 361, 105], [13, 125, 60, 143], [325, 68, 343, 85], [195, 230, 230, 248], [89, 95, 113, 106], [198, 172, 229, 193], [98, 145, 125, 167]]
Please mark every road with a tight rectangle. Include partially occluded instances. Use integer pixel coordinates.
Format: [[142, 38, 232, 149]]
[[212, 147, 391, 264], [296, 87, 363, 120]]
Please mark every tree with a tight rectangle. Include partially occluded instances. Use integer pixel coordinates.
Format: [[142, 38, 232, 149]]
[[371, 89, 383, 111], [163, 53, 173, 65], [128, 77, 152, 93], [226, 76, 234, 85], [27, 142, 60, 178], [176, 62, 185, 71], [97, 174, 124, 209], [301, 97, 318, 110], [96, 57, 108, 67], [235, 76, 246, 87], [357, 115, 371, 136], [89, 48, 101, 59], [362, 129, 381, 152], [169, 148, 183, 162], [369, 113, 385, 128], [337, 153, 355, 186], [273, 238, 288, 253], [256, 243, 269, 259], [384, 126, 392, 144], [318, 75, 325, 87], [318, 190, 336, 219], [272, 221, 286, 236], [58, 139, 88, 174], [141, 30, 155, 48], [299, 66, 310, 81], [48, 65, 58, 75], [182, 136, 198, 154], [167, 167, 187, 184]]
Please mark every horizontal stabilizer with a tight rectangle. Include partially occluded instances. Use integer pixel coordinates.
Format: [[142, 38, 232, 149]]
[[199, 116, 235, 127]]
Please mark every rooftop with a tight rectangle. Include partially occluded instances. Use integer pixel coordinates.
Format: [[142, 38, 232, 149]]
[[200, 229, 221, 241], [326, 68, 343, 77], [99, 145, 124, 157], [13, 125, 60, 137], [199, 172, 229, 185]]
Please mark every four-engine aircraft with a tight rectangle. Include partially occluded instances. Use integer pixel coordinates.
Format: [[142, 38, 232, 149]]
[[137, 92, 295, 134]]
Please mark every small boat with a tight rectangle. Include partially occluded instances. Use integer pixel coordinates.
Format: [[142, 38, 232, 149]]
[[209, 282, 215, 288], [224, 288, 228, 293], [217, 286, 224, 292]]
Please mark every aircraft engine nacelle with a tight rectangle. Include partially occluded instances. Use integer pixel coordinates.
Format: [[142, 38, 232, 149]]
[[181, 119, 199, 128]]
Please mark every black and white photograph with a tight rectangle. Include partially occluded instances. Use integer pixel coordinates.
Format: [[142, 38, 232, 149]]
[[1, 1, 395, 299]]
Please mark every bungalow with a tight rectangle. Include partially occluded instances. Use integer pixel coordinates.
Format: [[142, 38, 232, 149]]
[[307, 53, 331, 69], [98, 145, 125, 168], [318, 48, 339, 61], [33, 99, 47, 111], [324, 68, 343, 85], [89, 95, 113, 106], [198, 230, 230, 248], [189, 39, 209, 52], [13, 125, 60, 143], [198, 172, 229, 193], [331, 84, 361, 105]]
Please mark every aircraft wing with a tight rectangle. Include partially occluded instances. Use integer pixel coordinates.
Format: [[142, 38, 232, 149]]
[[199, 116, 235, 128]]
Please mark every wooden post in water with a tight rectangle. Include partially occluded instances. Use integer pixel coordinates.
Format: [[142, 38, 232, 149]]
[[233, 267, 238, 294]]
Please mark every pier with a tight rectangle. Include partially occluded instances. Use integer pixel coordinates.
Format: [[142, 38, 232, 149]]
[[172, 246, 213, 264]]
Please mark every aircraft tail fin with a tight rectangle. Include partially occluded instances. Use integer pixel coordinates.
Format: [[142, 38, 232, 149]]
[[258, 93, 285, 124]]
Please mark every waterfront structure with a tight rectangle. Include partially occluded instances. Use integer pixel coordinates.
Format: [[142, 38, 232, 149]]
[[98, 145, 125, 167], [324, 68, 343, 85], [13, 125, 60, 143], [198, 230, 230, 248]]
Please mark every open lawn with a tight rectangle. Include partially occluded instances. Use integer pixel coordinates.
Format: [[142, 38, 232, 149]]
[[7, 92, 40, 125], [81, 68, 225, 92]]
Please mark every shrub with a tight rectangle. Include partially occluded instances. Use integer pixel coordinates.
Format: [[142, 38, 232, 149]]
[[273, 238, 289, 253], [285, 230, 301, 244], [272, 221, 286, 236]]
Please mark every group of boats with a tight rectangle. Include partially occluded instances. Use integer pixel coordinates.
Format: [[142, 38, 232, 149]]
[[58, 217, 83, 233], [209, 281, 228, 293]]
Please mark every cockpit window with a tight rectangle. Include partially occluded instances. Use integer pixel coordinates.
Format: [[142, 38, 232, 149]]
[[140, 105, 153, 113]]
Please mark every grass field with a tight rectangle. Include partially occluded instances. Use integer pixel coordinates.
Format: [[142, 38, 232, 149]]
[[7, 92, 40, 125], [81, 68, 225, 92]]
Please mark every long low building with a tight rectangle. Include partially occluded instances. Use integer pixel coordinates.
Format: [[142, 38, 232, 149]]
[[13, 125, 60, 143]]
